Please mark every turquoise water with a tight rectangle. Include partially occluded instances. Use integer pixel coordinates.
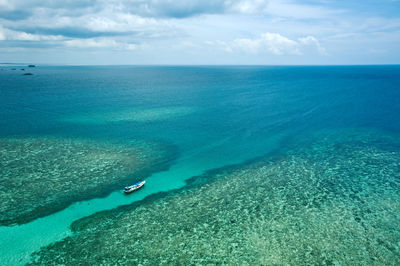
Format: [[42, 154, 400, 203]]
[[0, 66, 399, 264]]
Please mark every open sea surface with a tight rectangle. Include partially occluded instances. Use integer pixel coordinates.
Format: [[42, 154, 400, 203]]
[[0, 65, 399, 264]]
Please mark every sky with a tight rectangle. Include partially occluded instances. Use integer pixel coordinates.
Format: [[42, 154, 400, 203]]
[[0, 0, 399, 65]]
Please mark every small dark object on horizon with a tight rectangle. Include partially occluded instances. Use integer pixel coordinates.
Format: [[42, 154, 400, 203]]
[[28, 65, 36, 67], [23, 73, 33, 75], [21, 68, 25, 71]]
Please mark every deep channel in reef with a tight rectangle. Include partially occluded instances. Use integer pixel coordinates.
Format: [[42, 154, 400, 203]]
[[30, 129, 400, 264], [0, 137, 174, 226]]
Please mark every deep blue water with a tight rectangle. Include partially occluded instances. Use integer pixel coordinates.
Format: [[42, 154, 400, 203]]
[[0, 65, 400, 264], [1, 66, 399, 152]]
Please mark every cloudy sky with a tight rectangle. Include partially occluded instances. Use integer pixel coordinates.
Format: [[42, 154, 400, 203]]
[[0, 0, 399, 65]]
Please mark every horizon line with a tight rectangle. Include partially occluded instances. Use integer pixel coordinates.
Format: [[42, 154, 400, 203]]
[[1, 63, 400, 67]]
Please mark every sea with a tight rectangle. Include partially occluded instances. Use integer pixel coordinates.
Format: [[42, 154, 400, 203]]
[[0, 65, 399, 264]]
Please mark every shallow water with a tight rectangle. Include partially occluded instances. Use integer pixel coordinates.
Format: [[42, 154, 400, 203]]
[[30, 129, 400, 264], [0, 66, 400, 264], [0, 137, 170, 226]]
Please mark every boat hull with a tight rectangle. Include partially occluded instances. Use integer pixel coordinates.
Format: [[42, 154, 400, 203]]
[[124, 181, 145, 194]]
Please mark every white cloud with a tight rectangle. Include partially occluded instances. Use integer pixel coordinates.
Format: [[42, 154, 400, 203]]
[[228, 0, 269, 14], [233, 33, 300, 55], [81, 13, 161, 33], [298, 35, 327, 55], [0, 26, 63, 41], [233, 38, 261, 53], [261, 32, 300, 55], [173, 41, 201, 50], [0, 0, 398, 64], [0, 0, 335, 55], [214, 40, 232, 52], [210, 32, 326, 56], [10, 10, 166, 35], [64, 38, 137, 50]]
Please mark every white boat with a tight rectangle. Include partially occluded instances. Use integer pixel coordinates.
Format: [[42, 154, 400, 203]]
[[124, 180, 145, 194]]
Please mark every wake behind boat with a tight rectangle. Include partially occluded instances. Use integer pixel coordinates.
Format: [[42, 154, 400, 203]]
[[124, 180, 145, 194]]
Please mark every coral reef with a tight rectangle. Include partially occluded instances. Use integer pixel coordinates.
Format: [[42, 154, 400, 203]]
[[30, 131, 400, 264], [0, 137, 171, 226]]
